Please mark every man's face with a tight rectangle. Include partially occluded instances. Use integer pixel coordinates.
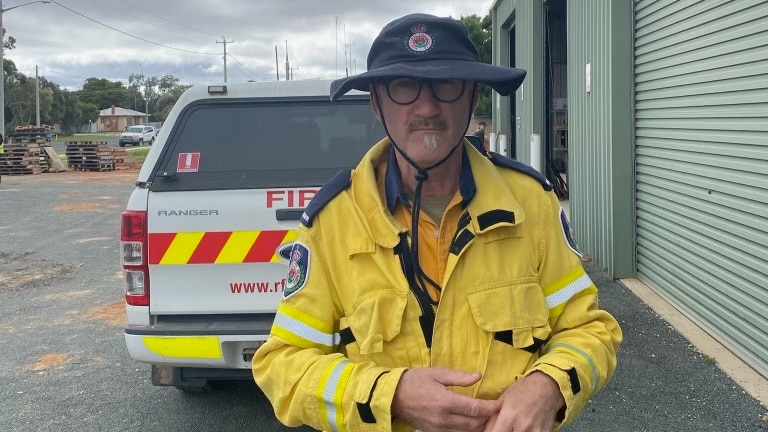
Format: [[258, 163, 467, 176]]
[[371, 78, 477, 167]]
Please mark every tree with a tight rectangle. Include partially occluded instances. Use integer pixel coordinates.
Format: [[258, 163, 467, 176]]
[[129, 73, 189, 122], [3, 35, 16, 51], [154, 84, 191, 122], [127, 72, 145, 112], [77, 100, 99, 131], [2, 36, 130, 134], [461, 13, 493, 117], [78, 78, 131, 110], [44, 80, 66, 126], [2, 58, 21, 131], [3, 58, 44, 129]]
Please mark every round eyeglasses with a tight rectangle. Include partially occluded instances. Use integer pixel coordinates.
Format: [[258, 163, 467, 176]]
[[382, 78, 466, 105]]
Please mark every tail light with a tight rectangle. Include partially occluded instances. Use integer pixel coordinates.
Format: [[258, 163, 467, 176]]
[[121, 211, 149, 306]]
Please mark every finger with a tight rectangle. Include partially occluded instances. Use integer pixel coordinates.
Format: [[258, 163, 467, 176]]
[[447, 394, 501, 418], [487, 410, 518, 432], [433, 412, 496, 432], [479, 415, 497, 432], [431, 367, 483, 387]]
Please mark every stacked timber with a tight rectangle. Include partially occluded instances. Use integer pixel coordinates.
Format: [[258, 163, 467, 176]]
[[0, 125, 65, 174], [66, 141, 115, 171], [0, 142, 43, 175], [112, 149, 130, 170]]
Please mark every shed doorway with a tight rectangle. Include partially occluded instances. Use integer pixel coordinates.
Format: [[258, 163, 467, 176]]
[[544, 0, 569, 199]]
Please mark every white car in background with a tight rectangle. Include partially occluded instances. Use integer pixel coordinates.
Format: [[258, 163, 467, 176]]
[[119, 125, 156, 147]]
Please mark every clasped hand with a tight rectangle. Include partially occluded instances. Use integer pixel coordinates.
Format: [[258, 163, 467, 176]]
[[391, 367, 563, 432]]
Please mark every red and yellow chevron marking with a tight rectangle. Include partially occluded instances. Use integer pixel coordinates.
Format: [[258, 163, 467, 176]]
[[148, 230, 297, 265]]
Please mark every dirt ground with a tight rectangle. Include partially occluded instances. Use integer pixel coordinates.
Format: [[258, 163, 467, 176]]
[[0, 168, 140, 185], [0, 251, 73, 291], [0, 168, 140, 291]]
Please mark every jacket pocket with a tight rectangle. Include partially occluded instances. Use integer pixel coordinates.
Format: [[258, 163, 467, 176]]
[[339, 289, 409, 365], [466, 280, 552, 397]]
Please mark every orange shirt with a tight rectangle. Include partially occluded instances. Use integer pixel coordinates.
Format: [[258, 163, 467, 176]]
[[377, 148, 470, 303]]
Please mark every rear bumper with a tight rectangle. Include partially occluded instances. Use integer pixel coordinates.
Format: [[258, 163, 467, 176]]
[[125, 315, 274, 369]]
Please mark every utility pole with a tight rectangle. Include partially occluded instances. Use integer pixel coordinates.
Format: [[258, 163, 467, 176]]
[[217, 36, 233, 83], [343, 23, 348, 77], [285, 40, 289, 81], [35, 65, 39, 126], [139, 63, 148, 125], [348, 42, 355, 76], [335, 16, 339, 78], [275, 45, 279, 81]]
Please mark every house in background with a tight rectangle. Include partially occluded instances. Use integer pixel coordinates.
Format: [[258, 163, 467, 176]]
[[98, 106, 148, 132], [490, 0, 767, 378]]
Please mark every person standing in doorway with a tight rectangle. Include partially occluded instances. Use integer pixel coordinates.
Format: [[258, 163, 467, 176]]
[[473, 120, 487, 145]]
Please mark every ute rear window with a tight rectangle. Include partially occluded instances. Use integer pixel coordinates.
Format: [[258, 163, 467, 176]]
[[150, 98, 386, 191]]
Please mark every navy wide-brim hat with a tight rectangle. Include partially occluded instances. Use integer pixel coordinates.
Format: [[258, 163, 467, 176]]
[[330, 13, 527, 101]]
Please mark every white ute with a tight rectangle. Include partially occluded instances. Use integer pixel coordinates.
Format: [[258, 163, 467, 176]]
[[120, 81, 384, 390]]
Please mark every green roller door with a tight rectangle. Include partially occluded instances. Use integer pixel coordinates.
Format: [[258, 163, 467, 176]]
[[634, 0, 768, 377]]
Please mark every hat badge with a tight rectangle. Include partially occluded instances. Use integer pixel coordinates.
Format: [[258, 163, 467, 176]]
[[407, 23, 433, 53]]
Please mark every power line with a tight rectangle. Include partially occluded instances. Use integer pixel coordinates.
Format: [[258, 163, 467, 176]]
[[112, 0, 219, 39], [39, 67, 88, 81], [49, 1, 217, 55], [227, 60, 254, 81], [155, 55, 221, 81], [226, 54, 265, 81]]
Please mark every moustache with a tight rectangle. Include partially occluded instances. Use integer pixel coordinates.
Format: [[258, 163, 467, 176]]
[[408, 118, 448, 131]]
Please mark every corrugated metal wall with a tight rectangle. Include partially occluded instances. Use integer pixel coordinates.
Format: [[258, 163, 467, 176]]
[[567, 1, 635, 278], [492, 0, 545, 165], [634, 0, 768, 377], [492, 0, 634, 277]]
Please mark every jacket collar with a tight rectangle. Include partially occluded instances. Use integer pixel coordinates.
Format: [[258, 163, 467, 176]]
[[351, 138, 525, 248], [463, 143, 525, 233], [385, 146, 476, 214]]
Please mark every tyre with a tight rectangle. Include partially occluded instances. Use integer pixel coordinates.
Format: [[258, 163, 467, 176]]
[[137, 139, 144, 147], [150, 137, 155, 145], [119, 142, 126, 147]]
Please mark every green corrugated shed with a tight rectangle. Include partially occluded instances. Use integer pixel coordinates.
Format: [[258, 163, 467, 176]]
[[491, 0, 635, 277], [491, 0, 545, 165], [567, 1, 635, 278], [491, 0, 768, 377], [634, 0, 768, 377]]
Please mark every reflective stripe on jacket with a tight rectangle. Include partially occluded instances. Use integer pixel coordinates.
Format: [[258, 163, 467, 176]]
[[252, 138, 622, 432]]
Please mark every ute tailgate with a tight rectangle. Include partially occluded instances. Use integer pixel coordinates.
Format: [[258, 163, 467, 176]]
[[146, 188, 314, 314]]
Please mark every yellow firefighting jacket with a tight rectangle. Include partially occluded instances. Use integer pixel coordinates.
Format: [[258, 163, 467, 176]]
[[253, 138, 622, 432]]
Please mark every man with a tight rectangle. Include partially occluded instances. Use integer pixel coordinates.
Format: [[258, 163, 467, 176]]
[[253, 13, 621, 432], [473, 120, 487, 145]]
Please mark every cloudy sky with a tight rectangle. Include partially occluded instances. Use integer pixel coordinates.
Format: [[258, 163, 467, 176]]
[[3, 0, 493, 91]]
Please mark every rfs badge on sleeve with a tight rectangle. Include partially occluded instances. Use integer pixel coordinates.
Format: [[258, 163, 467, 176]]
[[560, 208, 582, 257], [284, 242, 310, 298]]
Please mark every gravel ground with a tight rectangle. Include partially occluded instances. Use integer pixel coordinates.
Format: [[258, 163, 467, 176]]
[[565, 264, 768, 431]]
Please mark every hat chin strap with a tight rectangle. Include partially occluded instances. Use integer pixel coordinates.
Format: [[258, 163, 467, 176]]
[[373, 83, 478, 302]]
